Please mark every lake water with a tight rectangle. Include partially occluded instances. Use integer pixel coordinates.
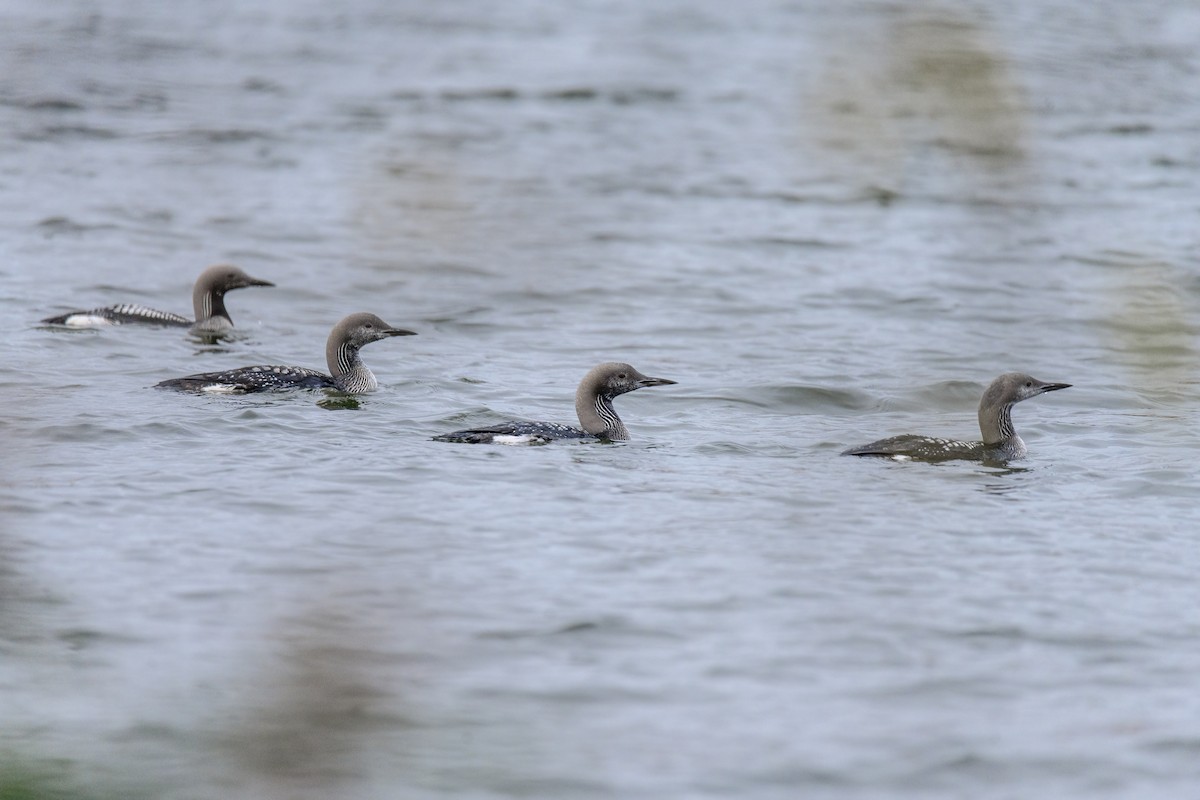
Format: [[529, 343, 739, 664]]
[[3, 1, 1200, 798]]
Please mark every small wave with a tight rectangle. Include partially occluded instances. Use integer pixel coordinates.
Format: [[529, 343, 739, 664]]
[[721, 384, 874, 413], [9, 97, 85, 112], [21, 124, 117, 141], [153, 128, 276, 144], [35, 216, 118, 236], [440, 87, 520, 101]]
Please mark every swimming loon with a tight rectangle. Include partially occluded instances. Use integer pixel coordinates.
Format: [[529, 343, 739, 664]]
[[434, 362, 676, 444], [42, 264, 273, 333], [155, 312, 415, 394], [842, 372, 1071, 462]]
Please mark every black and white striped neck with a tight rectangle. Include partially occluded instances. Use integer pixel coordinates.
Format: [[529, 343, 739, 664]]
[[589, 394, 630, 441], [328, 340, 379, 393]]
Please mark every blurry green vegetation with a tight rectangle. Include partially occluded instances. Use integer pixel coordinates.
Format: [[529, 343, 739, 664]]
[[213, 608, 387, 788], [1102, 253, 1199, 392], [802, 4, 1026, 191], [889, 9, 1025, 160], [0, 760, 142, 800]]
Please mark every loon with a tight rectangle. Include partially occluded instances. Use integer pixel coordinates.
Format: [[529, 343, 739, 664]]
[[434, 362, 676, 444], [155, 312, 416, 394], [42, 264, 273, 333], [842, 372, 1071, 462]]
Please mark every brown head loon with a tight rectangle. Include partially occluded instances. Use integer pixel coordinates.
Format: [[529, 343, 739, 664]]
[[42, 264, 273, 334], [434, 362, 676, 444], [842, 372, 1071, 462], [155, 312, 415, 394]]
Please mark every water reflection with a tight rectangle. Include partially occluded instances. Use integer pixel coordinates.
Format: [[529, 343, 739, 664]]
[[317, 395, 362, 411], [977, 462, 1033, 496], [353, 149, 475, 264], [801, 4, 1026, 191], [189, 332, 252, 350], [1098, 252, 1198, 396], [212, 604, 395, 794], [888, 7, 1025, 162], [0, 434, 123, 799]]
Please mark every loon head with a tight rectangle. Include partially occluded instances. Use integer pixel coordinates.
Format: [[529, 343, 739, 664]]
[[573, 362, 676, 440], [984, 372, 1072, 407], [197, 264, 275, 295], [335, 312, 418, 350], [191, 264, 274, 326], [580, 362, 677, 400], [977, 372, 1071, 446]]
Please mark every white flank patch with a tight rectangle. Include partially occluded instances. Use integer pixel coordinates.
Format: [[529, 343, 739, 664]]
[[492, 434, 539, 445], [200, 384, 243, 394], [64, 314, 116, 327], [890, 454, 913, 462]]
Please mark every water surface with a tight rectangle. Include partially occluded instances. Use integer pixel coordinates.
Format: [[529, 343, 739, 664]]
[[2, 1, 1200, 798]]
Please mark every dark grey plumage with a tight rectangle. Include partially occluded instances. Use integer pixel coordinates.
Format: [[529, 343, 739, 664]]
[[155, 312, 415, 394], [842, 372, 1071, 462], [434, 362, 676, 444], [42, 264, 273, 333]]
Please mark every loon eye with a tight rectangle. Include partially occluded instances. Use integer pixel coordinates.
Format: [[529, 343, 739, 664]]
[[364, 323, 373, 329], [1025, 381, 1032, 388], [618, 373, 627, 380]]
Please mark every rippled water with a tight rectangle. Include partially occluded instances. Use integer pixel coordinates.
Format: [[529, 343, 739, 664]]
[[3, 1, 1200, 798]]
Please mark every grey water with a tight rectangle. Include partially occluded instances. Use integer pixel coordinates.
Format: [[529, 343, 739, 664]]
[[3, 1, 1200, 797]]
